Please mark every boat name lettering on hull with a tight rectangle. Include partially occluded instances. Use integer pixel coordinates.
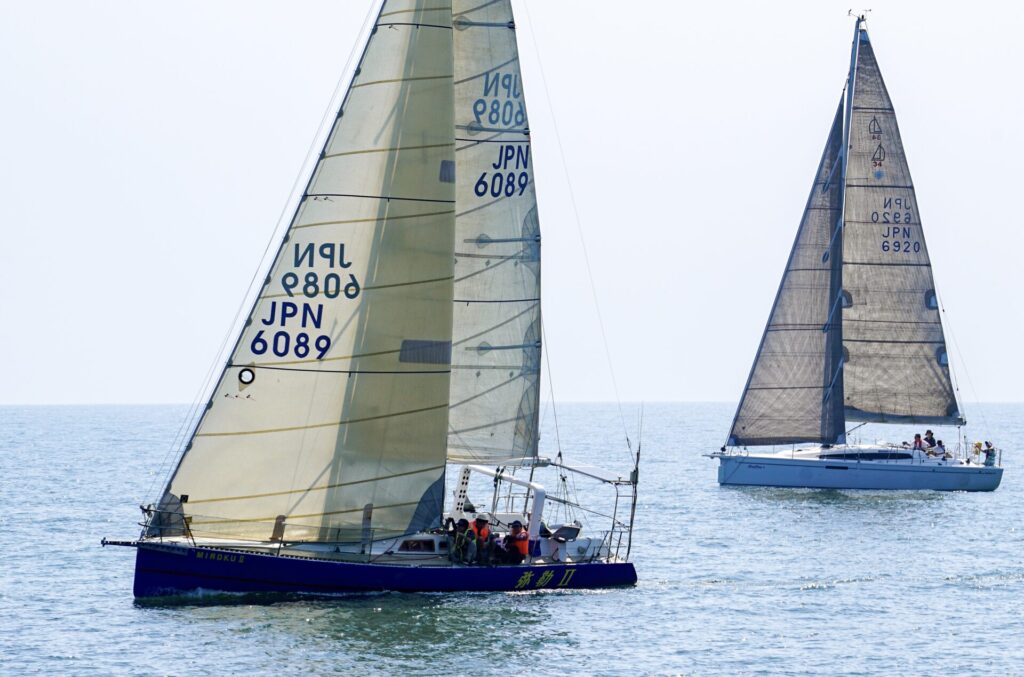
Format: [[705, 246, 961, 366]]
[[513, 567, 578, 589], [194, 550, 245, 564]]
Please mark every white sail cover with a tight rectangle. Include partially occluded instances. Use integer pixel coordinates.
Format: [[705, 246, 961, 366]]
[[446, 0, 542, 464], [728, 103, 846, 447], [155, 0, 457, 542], [841, 27, 962, 425]]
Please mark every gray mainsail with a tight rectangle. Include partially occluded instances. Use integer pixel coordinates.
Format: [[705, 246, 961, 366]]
[[728, 102, 846, 447], [840, 25, 962, 425], [728, 17, 962, 448]]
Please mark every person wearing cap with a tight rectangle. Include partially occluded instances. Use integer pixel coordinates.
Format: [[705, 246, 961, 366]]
[[983, 441, 997, 467], [470, 514, 492, 564], [502, 520, 530, 565], [923, 430, 936, 448], [449, 518, 477, 564]]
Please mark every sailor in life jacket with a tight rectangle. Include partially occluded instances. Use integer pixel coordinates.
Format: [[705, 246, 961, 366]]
[[495, 518, 528, 565], [470, 514, 492, 564], [507, 519, 530, 560]]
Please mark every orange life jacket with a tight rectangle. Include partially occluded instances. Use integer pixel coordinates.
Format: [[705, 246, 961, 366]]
[[471, 523, 490, 541], [510, 531, 529, 556]]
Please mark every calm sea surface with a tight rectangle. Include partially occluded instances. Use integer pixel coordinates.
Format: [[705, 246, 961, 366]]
[[2, 403, 1022, 675]]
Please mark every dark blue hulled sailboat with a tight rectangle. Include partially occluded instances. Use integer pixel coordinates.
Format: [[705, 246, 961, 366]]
[[105, 0, 638, 598]]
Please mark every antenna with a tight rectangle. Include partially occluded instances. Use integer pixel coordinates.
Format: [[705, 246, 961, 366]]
[[848, 8, 872, 21]]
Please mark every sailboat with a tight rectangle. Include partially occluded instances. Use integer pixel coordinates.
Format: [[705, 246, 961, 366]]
[[709, 16, 1002, 492], [104, 0, 638, 597]]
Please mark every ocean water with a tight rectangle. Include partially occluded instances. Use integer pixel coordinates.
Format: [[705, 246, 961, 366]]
[[2, 402, 1022, 675]]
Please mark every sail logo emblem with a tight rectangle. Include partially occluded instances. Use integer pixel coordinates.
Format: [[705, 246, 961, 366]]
[[871, 144, 885, 167], [868, 116, 883, 139]]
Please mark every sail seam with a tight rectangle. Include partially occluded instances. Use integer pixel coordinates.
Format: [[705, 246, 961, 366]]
[[351, 74, 453, 88], [453, 297, 539, 303], [261, 274, 454, 300], [292, 208, 455, 230], [452, 57, 518, 85], [306, 192, 455, 204], [194, 403, 448, 438], [376, 22, 453, 30], [233, 364, 450, 375], [189, 500, 425, 525], [184, 464, 448, 505], [379, 6, 452, 18], [323, 142, 454, 159]]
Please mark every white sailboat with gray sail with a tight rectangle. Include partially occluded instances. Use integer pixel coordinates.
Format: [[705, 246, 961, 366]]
[[709, 16, 1002, 491]]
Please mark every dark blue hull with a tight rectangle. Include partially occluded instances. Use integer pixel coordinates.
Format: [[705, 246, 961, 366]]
[[133, 543, 637, 598]]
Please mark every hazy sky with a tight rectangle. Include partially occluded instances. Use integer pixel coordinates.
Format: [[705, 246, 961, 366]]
[[1, 1, 1020, 406]]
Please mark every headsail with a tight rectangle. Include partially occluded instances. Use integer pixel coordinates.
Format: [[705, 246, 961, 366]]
[[728, 102, 846, 447], [446, 0, 542, 464], [840, 23, 962, 425], [153, 0, 456, 542]]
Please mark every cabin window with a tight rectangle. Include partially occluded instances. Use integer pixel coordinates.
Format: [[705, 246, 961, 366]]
[[398, 539, 435, 553]]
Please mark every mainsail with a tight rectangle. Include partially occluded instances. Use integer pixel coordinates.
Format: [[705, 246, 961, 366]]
[[447, 0, 542, 464], [727, 103, 846, 447], [729, 17, 961, 447], [154, 0, 458, 542], [840, 26, 961, 425]]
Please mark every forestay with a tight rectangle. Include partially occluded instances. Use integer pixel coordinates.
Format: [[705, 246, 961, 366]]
[[154, 0, 456, 542], [840, 27, 962, 425], [447, 0, 542, 464], [728, 103, 846, 447]]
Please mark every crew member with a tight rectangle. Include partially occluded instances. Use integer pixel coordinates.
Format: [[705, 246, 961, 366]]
[[470, 514, 491, 564]]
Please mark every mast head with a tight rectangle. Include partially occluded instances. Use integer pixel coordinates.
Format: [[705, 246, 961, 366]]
[[848, 9, 871, 29]]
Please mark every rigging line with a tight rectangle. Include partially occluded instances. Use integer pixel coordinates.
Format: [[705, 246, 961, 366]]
[[935, 287, 987, 431], [520, 1, 632, 458], [148, 0, 384, 504], [541, 320, 562, 458]]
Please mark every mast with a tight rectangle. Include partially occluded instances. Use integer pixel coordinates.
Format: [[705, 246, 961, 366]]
[[822, 15, 866, 443]]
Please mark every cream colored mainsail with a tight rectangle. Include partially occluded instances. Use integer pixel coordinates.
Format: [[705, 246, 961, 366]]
[[156, 0, 457, 542], [447, 0, 542, 464]]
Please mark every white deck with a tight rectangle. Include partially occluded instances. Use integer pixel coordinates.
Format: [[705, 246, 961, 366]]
[[709, 445, 1002, 491]]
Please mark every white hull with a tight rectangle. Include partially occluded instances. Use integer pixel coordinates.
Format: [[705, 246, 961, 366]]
[[713, 449, 1002, 492]]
